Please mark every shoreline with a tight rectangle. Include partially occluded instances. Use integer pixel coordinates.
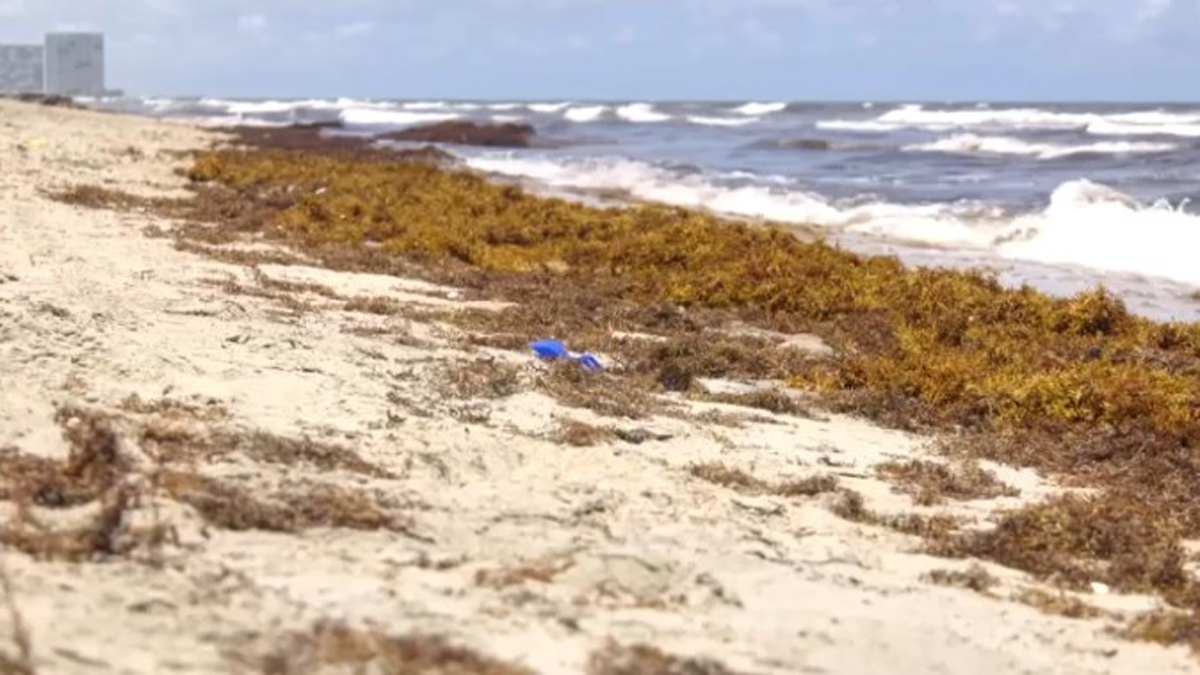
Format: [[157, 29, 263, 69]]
[[85, 95, 1200, 324], [2, 100, 1199, 674]]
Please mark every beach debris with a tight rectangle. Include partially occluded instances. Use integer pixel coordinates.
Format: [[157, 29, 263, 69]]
[[613, 428, 674, 445], [529, 339, 604, 372], [381, 121, 536, 148]]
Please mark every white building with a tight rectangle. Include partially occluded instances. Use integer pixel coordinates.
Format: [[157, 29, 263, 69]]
[[0, 44, 44, 92], [0, 32, 106, 96], [44, 33, 105, 96]]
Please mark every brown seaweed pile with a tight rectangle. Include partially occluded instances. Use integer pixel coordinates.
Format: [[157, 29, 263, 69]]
[[87, 141, 1200, 646]]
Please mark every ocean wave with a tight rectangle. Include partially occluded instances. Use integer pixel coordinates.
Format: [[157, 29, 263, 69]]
[[403, 101, 449, 110], [819, 104, 1200, 137], [905, 134, 1178, 159], [464, 154, 1200, 285], [1086, 119, 1200, 138], [169, 116, 291, 128], [462, 154, 1000, 248], [616, 103, 671, 123], [687, 115, 760, 127], [564, 106, 609, 122], [998, 180, 1200, 284], [733, 102, 786, 116], [528, 102, 572, 114], [191, 98, 392, 115], [818, 104, 1096, 132], [339, 108, 460, 126]]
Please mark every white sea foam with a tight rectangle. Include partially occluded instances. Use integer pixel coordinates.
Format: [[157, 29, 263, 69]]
[[564, 106, 608, 122], [225, 101, 307, 115], [339, 108, 460, 126], [198, 98, 300, 114], [487, 103, 523, 111], [1087, 119, 1200, 138], [998, 180, 1200, 284], [463, 154, 999, 248], [528, 102, 571, 113], [906, 134, 1177, 159], [821, 104, 1200, 137], [616, 103, 671, 123], [404, 101, 450, 110], [464, 154, 1200, 285], [195, 98, 391, 115], [733, 102, 786, 116], [173, 116, 291, 128], [404, 101, 482, 111], [687, 115, 760, 127]]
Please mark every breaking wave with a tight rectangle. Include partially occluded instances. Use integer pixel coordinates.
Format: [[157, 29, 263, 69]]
[[616, 103, 671, 123], [997, 181, 1200, 285], [339, 108, 460, 126], [1087, 119, 1200, 138], [906, 134, 1178, 159], [820, 104, 1200, 137], [564, 106, 609, 122], [528, 102, 572, 114], [733, 102, 787, 116], [463, 154, 1200, 285], [687, 115, 760, 127]]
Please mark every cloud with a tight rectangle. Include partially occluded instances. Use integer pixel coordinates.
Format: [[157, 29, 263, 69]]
[[737, 18, 783, 52], [333, 21, 374, 39], [1136, 0, 1172, 23], [236, 13, 268, 33], [0, 0, 24, 18]]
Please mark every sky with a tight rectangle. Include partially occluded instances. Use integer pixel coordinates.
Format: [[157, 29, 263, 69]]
[[0, 0, 1197, 100]]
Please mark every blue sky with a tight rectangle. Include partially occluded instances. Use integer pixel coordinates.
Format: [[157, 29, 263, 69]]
[[0, 0, 1195, 100]]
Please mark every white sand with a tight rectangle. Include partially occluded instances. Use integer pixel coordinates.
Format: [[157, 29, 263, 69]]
[[0, 100, 1196, 674]]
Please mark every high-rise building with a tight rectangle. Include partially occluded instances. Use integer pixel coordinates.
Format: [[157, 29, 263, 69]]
[[44, 33, 105, 96], [0, 44, 44, 93]]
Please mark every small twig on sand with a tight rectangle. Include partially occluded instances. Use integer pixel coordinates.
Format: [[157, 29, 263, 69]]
[[0, 557, 34, 674]]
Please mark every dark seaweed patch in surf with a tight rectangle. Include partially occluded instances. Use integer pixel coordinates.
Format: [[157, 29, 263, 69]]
[[743, 137, 894, 153]]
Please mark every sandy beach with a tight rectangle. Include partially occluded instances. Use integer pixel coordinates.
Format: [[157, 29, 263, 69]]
[[2, 99, 1199, 674]]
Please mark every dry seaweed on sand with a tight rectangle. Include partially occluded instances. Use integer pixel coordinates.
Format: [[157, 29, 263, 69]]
[[160, 471, 409, 534], [0, 409, 166, 562], [922, 564, 999, 594], [536, 361, 663, 420], [928, 493, 1193, 595], [587, 643, 741, 675], [251, 622, 534, 675], [1122, 610, 1200, 651], [553, 420, 617, 447], [1015, 588, 1106, 620], [876, 459, 1018, 506], [689, 463, 838, 498], [701, 389, 816, 418]]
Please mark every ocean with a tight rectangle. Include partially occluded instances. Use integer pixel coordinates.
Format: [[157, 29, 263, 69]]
[[84, 96, 1200, 322]]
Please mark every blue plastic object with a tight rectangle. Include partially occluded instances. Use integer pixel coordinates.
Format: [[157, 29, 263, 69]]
[[529, 339, 604, 372], [530, 340, 570, 359], [576, 354, 605, 372]]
